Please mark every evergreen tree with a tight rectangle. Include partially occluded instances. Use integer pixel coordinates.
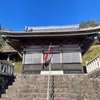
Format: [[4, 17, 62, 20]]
[[79, 21, 86, 28], [79, 19, 100, 44], [79, 19, 100, 28]]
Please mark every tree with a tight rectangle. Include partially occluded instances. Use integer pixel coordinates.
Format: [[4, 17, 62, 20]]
[[79, 19, 100, 28], [79, 19, 100, 44], [87, 19, 100, 27], [79, 21, 86, 28]]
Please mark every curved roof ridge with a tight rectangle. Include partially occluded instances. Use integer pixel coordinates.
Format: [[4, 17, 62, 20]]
[[26, 24, 79, 28], [0, 25, 100, 34], [26, 24, 79, 30]]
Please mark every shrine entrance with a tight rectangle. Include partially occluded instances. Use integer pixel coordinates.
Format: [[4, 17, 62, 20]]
[[1, 25, 99, 74]]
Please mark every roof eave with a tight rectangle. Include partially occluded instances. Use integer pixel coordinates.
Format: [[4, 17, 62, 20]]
[[1, 32, 99, 38]]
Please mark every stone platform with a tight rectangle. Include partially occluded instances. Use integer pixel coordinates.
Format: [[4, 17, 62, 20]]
[[41, 71, 63, 75]]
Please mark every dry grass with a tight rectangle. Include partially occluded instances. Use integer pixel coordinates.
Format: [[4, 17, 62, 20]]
[[82, 44, 100, 65]]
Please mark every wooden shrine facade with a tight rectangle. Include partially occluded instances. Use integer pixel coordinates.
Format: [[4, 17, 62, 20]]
[[22, 44, 82, 74], [1, 25, 100, 74]]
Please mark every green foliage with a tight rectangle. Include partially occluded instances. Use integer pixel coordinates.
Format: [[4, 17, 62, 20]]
[[79, 21, 86, 28], [79, 19, 100, 28], [79, 19, 100, 44], [14, 61, 22, 73], [82, 45, 100, 65]]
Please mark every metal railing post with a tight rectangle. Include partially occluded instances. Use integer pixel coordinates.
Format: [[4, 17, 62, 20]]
[[46, 62, 51, 100]]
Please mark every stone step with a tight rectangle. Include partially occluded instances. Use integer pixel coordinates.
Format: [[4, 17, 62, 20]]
[[0, 98, 52, 100], [15, 75, 50, 80], [14, 79, 52, 84], [15, 76, 51, 80], [0, 74, 99, 100], [56, 93, 97, 99], [1, 98, 99, 100], [2, 97, 46, 100], [15, 75, 90, 84], [1, 93, 48, 99], [54, 84, 94, 88], [12, 79, 93, 86], [7, 85, 52, 91], [7, 84, 95, 92], [53, 74, 88, 78], [12, 81, 53, 86], [54, 88, 96, 93], [15, 74, 88, 80], [6, 89, 52, 94], [12, 82, 93, 88], [15, 75, 88, 79], [53, 76, 91, 80], [5, 87, 96, 94], [54, 92, 99, 100], [13, 79, 93, 85], [53, 84, 94, 89], [53, 78, 90, 82], [0, 98, 76, 100], [1, 92, 98, 99], [53, 81, 93, 85], [0, 97, 49, 100]]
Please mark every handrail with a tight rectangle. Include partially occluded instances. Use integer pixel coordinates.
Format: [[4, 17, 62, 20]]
[[51, 76, 54, 100], [46, 62, 51, 100], [0, 61, 14, 76], [86, 54, 100, 73]]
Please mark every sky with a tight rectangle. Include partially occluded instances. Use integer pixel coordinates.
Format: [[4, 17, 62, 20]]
[[0, 0, 100, 31]]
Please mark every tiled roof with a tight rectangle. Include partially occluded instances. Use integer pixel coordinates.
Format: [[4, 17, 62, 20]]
[[0, 25, 100, 36], [0, 43, 16, 52], [25, 24, 79, 31]]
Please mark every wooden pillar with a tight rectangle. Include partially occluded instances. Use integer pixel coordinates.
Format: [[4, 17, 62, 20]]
[[41, 53, 43, 64], [22, 53, 25, 64], [7, 54, 10, 61], [86, 63, 89, 73]]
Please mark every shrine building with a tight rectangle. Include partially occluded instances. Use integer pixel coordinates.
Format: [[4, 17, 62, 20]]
[[1, 25, 100, 74]]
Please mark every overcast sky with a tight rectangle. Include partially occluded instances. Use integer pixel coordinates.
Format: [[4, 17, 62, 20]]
[[0, 0, 100, 30]]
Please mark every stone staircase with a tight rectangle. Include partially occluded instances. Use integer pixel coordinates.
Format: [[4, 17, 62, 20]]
[[53, 75, 99, 100], [0, 74, 99, 100]]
